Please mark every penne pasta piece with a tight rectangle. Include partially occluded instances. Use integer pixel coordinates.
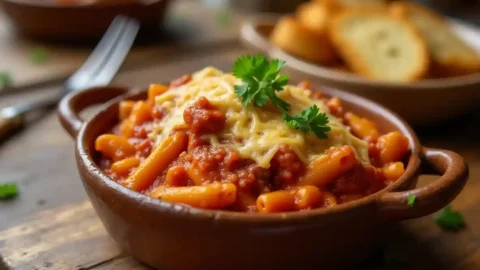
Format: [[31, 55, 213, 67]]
[[130, 101, 153, 125], [257, 190, 296, 213], [150, 182, 236, 209], [299, 146, 357, 187], [322, 191, 338, 207], [123, 131, 188, 192], [95, 134, 136, 161], [345, 112, 379, 142], [376, 131, 409, 165], [382, 162, 405, 181], [185, 166, 208, 186], [258, 186, 323, 213], [119, 101, 151, 138], [165, 166, 189, 187], [148, 84, 169, 104], [119, 119, 134, 138], [119, 101, 135, 121], [111, 157, 140, 176], [293, 185, 322, 210]]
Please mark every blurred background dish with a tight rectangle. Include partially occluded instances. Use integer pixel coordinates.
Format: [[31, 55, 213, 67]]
[[0, 0, 170, 41], [229, 0, 306, 13], [240, 13, 480, 125], [260, 0, 480, 82]]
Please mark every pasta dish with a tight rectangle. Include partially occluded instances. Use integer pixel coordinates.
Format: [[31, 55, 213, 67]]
[[95, 56, 409, 213]]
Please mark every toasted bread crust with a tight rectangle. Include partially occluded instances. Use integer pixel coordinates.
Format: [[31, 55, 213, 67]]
[[270, 16, 337, 64], [389, 1, 447, 25], [390, 1, 480, 77], [323, 0, 388, 13], [328, 10, 429, 81], [296, 1, 330, 34]]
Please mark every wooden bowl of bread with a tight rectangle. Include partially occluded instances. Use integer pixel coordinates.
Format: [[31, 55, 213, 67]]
[[240, 0, 480, 125]]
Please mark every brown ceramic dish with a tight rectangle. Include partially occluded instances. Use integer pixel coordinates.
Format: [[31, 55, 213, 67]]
[[58, 85, 468, 270], [240, 14, 480, 125], [0, 0, 170, 40]]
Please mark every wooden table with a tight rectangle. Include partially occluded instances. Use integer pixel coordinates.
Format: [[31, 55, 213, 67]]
[[1, 1, 480, 269]]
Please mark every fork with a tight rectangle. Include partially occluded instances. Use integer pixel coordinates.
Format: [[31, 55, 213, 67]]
[[0, 16, 140, 141]]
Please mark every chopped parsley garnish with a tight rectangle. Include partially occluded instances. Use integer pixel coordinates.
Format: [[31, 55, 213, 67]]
[[0, 183, 18, 199], [232, 55, 330, 139], [434, 205, 465, 231], [0, 72, 12, 88], [407, 194, 416, 206], [30, 47, 48, 64], [283, 105, 331, 138]]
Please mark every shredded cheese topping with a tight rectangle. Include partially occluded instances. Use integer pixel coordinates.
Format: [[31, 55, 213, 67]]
[[149, 67, 370, 168]]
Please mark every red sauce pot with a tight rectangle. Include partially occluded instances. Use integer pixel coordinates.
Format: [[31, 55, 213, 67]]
[[58, 85, 468, 270]]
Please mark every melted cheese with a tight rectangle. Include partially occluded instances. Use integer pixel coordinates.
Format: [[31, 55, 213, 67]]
[[149, 67, 369, 168]]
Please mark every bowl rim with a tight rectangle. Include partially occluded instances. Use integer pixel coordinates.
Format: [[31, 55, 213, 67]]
[[1, 0, 165, 8], [74, 84, 422, 224], [240, 13, 480, 91]]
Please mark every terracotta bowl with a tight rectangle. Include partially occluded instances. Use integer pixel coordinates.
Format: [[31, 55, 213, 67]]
[[240, 14, 480, 126], [0, 0, 170, 41], [58, 85, 468, 270]]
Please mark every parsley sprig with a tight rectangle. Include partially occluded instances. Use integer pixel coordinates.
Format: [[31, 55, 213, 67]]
[[434, 205, 465, 231], [283, 105, 330, 139], [232, 55, 330, 138], [233, 55, 290, 111], [0, 72, 12, 88]]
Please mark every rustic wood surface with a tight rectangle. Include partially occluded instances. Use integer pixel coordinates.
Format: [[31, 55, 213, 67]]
[[1, 1, 480, 269], [0, 0, 242, 90]]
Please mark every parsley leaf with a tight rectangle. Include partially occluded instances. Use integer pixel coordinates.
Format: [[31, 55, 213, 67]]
[[30, 47, 48, 65], [232, 55, 290, 112], [0, 72, 12, 88], [0, 183, 18, 200], [407, 194, 416, 206], [434, 205, 465, 231], [283, 105, 331, 138]]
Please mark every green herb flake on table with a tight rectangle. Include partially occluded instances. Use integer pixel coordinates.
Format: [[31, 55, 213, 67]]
[[434, 205, 465, 231], [0, 72, 12, 88], [0, 183, 18, 199], [30, 47, 49, 65]]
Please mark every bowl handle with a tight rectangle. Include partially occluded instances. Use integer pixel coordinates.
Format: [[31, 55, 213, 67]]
[[378, 147, 468, 221], [57, 86, 129, 138]]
